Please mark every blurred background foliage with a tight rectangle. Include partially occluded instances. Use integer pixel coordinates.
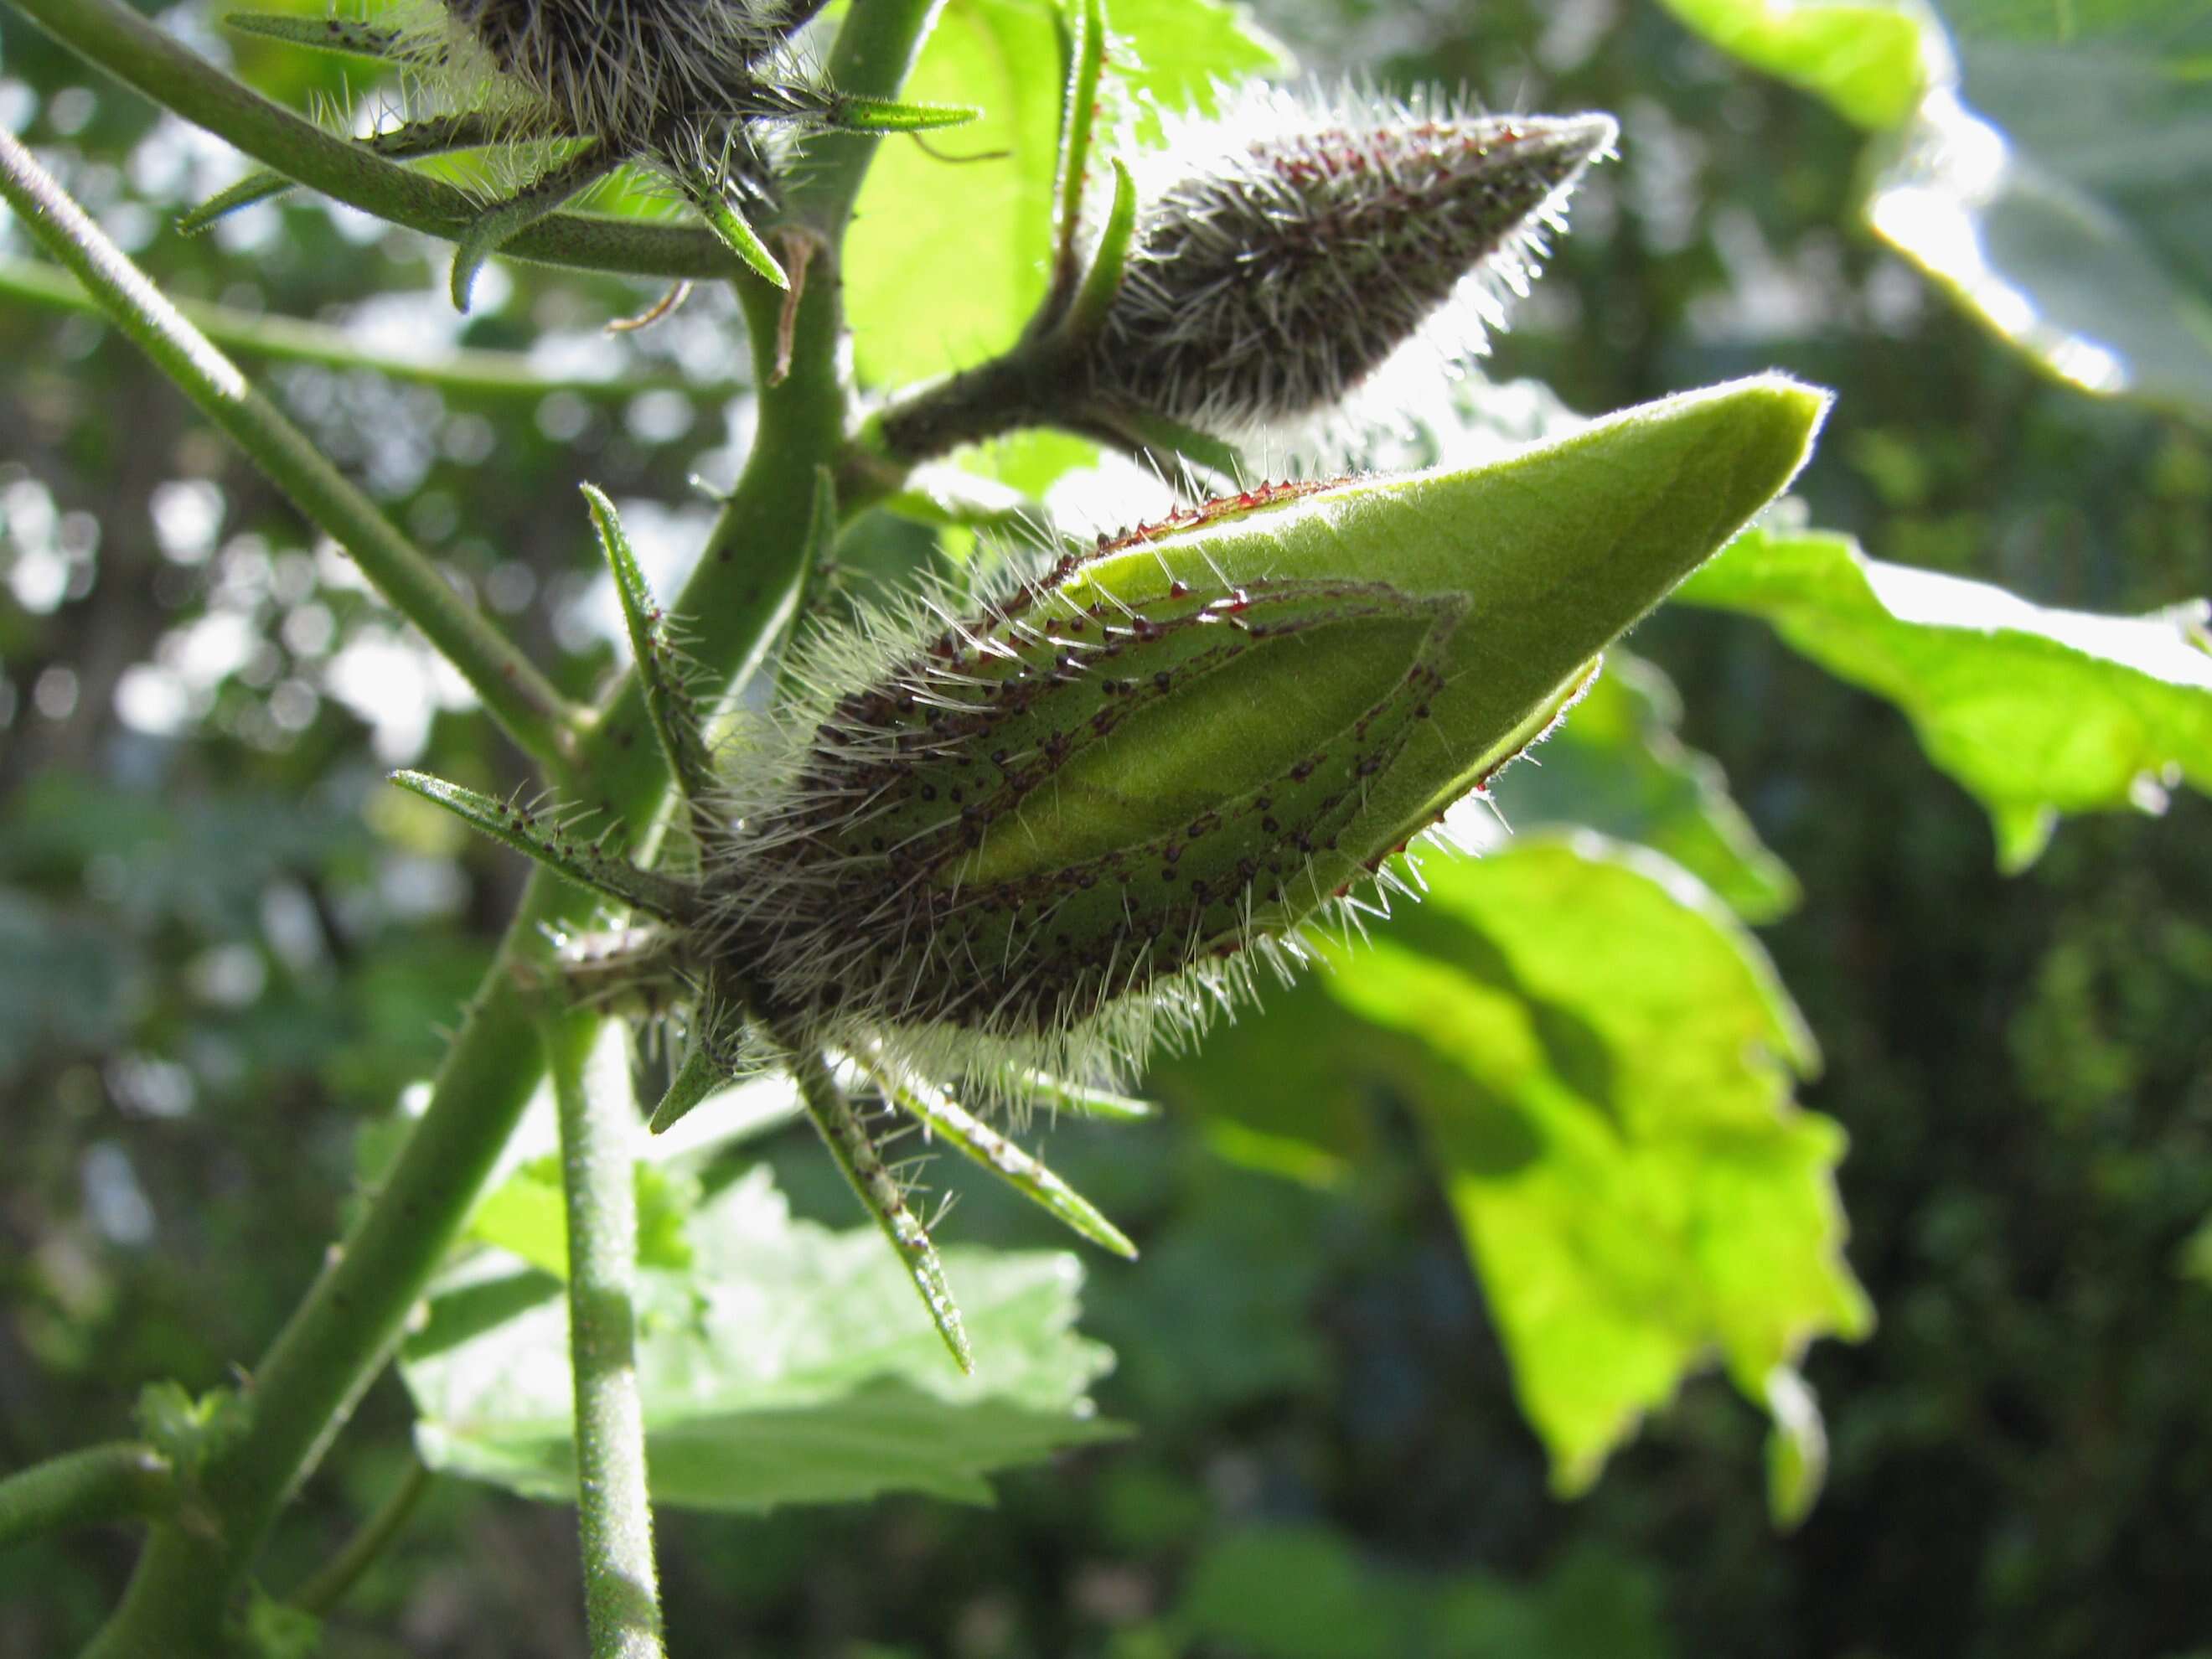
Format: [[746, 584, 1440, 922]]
[[1, 0, 2209, 1654]]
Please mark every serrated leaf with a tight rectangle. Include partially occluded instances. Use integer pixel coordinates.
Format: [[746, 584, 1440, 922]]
[[404, 1168, 1120, 1512], [1315, 835, 1871, 1495], [1677, 524, 2212, 870], [1490, 649, 1801, 922]]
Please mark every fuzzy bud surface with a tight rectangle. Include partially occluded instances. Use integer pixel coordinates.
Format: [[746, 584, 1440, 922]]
[[1087, 85, 1616, 437]]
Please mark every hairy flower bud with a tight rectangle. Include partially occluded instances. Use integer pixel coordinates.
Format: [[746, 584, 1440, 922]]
[[700, 375, 1826, 1093], [439, 0, 796, 142], [1083, 85, 1617, 438]]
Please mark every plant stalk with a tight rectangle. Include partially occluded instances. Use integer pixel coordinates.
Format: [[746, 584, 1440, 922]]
[[71, 0, 942, 1645], [545, 1020, 666, 1659], [287, 1457, 433, 1618], [0, 127, 587, 774], [0, 1444, 172, 1548]]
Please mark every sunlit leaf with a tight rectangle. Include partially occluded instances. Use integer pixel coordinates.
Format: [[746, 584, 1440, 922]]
[[1679, 0, 2212, 415], [1655, 0, 1933, 130], [465, 1156, 696, 1280], [1677, 522, 2212, 870], [1491, 650, 1801, 922], [845, 0, 1288, 386], [1320, 835, 1872, 1494], [404, 1168, 1119, 1512]]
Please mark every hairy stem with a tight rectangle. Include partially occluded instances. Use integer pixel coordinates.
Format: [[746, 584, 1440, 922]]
[[75, 0, 943, 1644], [546, 1021, 665, 1659], [287, 1456, 433, 1617], [0, 1444, 172, 1548], [3, 0, 732, 281], [0, 127, 587, 773]]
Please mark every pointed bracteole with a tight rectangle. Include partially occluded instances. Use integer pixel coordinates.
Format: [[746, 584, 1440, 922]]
[[820, 96, 983, 133], [790, 1047, 974, 1373], [675, 170, 788, 290], [1107, 408, 1246, 482], [1057, 156, 1136, 341], [772, 468, 840, 700], [1011, 1069, 1155, 1122], [181, 114, 512, 235], [224, 13, 407, 59], [179, 172, 294, 236], [647, 1042, 727, 1135], [581, 486, 718, 805], [452, 140, 620, 312], [390, 771, 700, 923], [870, 1062, 1138, 1259], [1052, 0, 1109, 289]]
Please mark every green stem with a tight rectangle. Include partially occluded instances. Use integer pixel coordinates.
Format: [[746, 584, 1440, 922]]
[[545, 1019, 666, 1659], [0, 255, 742, 400], [287, 1456, 432, 1617], [0, 1444, 172, 1548], [4, 0, 732, 282], [0, 256, 743, 406], [0, 127, 587, 774], [75, 1, 937, 1645]]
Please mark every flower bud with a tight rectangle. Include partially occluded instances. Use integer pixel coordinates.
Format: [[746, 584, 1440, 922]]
[[1083, 85, 1617, 437], [440, 0, 793, 142], [702, 375, 1827, 1090]]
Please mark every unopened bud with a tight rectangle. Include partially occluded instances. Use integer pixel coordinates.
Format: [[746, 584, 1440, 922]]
[[440, 0, 793, 142], [702, 375, 1826, 1091], [1081, 85, 1614, 437]]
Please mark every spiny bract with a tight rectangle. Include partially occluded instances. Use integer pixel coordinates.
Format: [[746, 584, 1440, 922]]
[[1085, 82, 1616, 439]]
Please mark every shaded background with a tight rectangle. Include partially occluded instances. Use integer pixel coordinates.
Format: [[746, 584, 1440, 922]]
[[2, 0, 2209, 1655]]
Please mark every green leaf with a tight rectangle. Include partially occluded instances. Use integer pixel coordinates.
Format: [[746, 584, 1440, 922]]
[[1677, 523, 2212, 870], [1491, 650, 1801, 923], [1685, 0, 2212, 416], [466, 1156, 695, 1281], [1105, 0, 1292, 124], [1318, 835, 1871, 1494], [846, 0, 1067, 384], [1655, 0, 1933, 130], [845, 0, 1288, 385], [403, 1168, 1120, 1512], [1868, 2, 2212, 417]]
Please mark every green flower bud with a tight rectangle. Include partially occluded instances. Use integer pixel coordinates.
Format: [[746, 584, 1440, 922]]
[[702, 375, 1828, 1093]]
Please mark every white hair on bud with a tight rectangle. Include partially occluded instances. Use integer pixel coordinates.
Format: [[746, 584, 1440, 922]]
[[435, 0, 798, 141], [1088, 79, 1618, 443]]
